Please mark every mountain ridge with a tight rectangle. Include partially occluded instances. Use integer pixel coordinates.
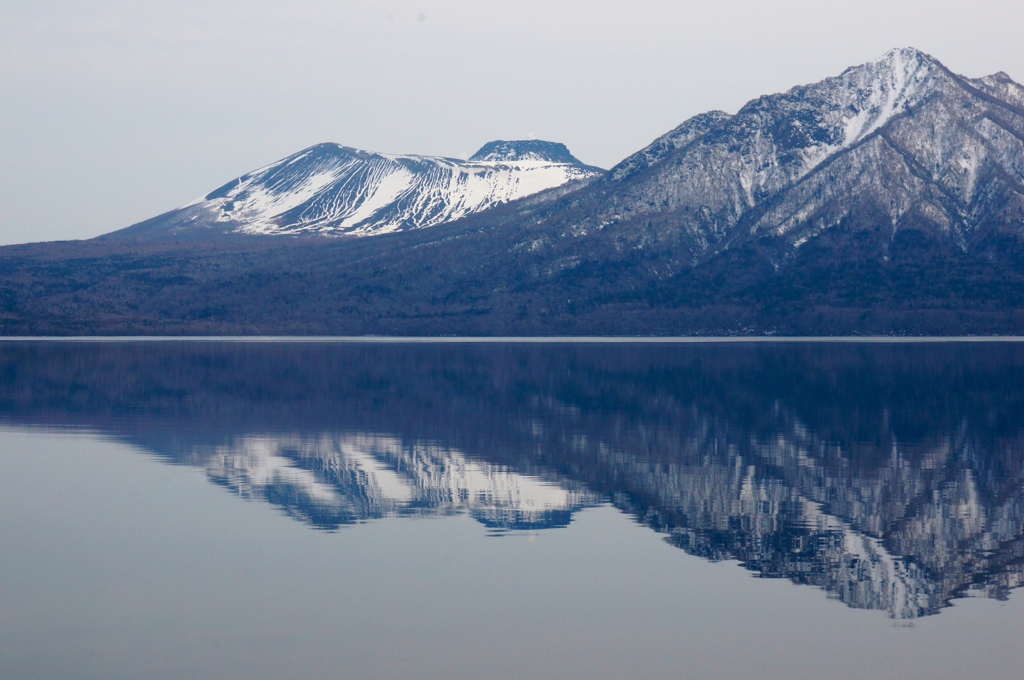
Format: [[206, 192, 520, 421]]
[[522, 47, 1008, 261], [4, 47, 1024, 336]]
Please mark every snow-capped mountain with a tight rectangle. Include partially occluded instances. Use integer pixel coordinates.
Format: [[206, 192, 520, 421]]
[[112, 140, 603, 239], [526, 47, 1024, 261]]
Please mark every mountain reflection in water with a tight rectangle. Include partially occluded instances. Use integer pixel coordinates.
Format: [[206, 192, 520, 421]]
[[200, 432, 598, 532], [2, 340, 1024, 620]]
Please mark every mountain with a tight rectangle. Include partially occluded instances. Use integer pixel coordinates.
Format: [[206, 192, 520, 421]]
[[109, 140, 603, 240], [559, 47, 1024, 262], [4, 47, 1024, 335]]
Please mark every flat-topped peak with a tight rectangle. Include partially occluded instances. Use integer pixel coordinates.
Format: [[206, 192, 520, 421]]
[[470, 140, 584, 164]]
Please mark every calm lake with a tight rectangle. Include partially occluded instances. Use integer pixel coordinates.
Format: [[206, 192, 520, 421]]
[[1, 340, 1023, 680]]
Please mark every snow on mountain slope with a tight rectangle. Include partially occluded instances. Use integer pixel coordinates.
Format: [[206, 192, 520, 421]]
[[616, 47, 943, 214], [607, 110, 733, 182], [115, 140, 603, 239], [522, 47, 1024, 263]]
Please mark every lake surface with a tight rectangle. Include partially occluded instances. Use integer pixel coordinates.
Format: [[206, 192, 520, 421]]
[[1, 339, 1023, 680]]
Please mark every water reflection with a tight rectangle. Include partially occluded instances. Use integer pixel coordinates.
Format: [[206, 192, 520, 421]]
[[199, 432, 597, 531], [2, 340, 1024, 619]]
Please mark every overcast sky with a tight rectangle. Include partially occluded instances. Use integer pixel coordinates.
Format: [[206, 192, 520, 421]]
[[3, 1, 1024, 245]]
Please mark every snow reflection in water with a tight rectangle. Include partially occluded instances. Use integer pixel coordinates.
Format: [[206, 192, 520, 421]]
[[2, 339, 1024, 620]]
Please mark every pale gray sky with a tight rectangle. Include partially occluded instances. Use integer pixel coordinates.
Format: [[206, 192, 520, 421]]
[[2, 0, 1023, 245]]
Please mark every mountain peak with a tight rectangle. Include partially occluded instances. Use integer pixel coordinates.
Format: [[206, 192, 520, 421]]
[[843, 47, 941, 93], [857, 47, 941, 80], [469, 140, 584, 164], [876, 46, 935, 65]]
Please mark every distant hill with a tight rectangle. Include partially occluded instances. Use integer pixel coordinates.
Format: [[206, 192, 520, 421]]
[[4, 47, 1024, 335]]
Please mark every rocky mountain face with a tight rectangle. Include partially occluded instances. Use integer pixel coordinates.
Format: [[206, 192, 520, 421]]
[[109, 140, 602, 239], [523, 47, 1024, 263]]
